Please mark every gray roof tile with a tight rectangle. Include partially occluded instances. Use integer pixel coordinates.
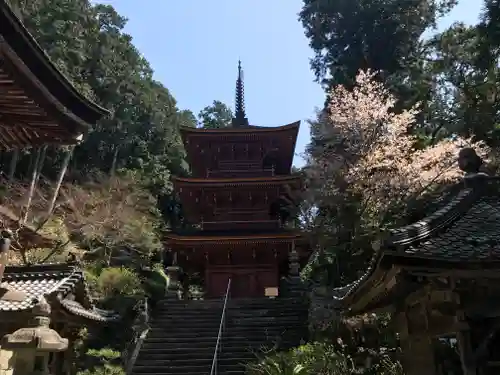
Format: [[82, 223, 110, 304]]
[[330, 175, 500, 305], [0, 263, 81, 311], [0, 263, 118, 322]]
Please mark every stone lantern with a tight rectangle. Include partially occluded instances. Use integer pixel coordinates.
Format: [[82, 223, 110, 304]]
[[165, 265, 182, 299], [1, 296, 68, 375]]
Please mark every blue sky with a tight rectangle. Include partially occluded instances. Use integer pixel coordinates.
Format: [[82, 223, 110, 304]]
[[97, 0, 481, 167]]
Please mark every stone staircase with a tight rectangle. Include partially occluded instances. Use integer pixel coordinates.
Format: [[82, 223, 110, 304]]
[[131, 297, 308, 375]]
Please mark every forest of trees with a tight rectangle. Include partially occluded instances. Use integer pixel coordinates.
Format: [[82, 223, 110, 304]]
[[1, 0, 499, 374]]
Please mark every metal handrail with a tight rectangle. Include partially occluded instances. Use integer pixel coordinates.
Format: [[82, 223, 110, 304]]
[[209, 278, 231, 375]]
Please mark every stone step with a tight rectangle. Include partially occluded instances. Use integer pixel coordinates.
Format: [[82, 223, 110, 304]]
[[137, 345, 217, 353], [144, 330, 301, 343], [143, 336, 218, 344], [225, 316, 304, 327], [132, 297, 308, 375], [224, 327, 305, 335], [141, 341, 218, 350], [148, 325, 219, 333], [153, 311, 223, 318], [138, 349, 255, 360], [149, 325, 219, 332], [151, 318, 220, 325], [132, 365, 209, 374], [228, 311, 307, 318], [137, 351, 254, 363], [153, 304, 223, 311], [147, 331, 219, 339], [134, 358, 253, 367]]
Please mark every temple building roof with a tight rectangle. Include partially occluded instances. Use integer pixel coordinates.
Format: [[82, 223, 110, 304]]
[[328, 173, 500, 315], [0, 0, 109, 149], [0, 262, 118, 322]]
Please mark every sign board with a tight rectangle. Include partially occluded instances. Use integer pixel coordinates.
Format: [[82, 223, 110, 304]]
[[265, 287, 279, 297]]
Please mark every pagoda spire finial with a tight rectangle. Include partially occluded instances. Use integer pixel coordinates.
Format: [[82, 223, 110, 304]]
[[232, 60, 249, 127]]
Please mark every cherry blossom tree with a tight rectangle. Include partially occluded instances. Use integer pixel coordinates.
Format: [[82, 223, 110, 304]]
[[308, 69, 489, 223], [304, 69, 490, 286]]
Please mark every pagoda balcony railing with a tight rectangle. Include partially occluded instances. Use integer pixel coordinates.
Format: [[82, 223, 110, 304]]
[[218, 160, 263, 170], [206, 211, 273, 223], [200, 219, 282, 231], [207, 168, 275, 178]]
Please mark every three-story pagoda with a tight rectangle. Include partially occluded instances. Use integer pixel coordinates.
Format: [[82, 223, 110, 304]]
[[165, 62, 307, 298]]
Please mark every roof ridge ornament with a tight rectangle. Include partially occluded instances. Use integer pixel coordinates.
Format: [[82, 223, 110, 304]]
[[458, 148, 491, 188], [458, 147, 483, 175], [231, 60, 249, 127]]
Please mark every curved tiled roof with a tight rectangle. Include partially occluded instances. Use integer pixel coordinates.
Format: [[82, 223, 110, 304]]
[[0, 262, 118, 322], [329, 175, 500, 311], [60, 299, 118, 322]]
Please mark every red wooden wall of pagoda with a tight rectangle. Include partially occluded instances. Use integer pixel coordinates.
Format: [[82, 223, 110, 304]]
[[206, 265, 278, 298]]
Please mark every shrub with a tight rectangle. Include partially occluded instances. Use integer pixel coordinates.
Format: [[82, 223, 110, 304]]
[[246, 342, 352, 375], [143, 263, 168, 302], [87, 267, 143, 313]]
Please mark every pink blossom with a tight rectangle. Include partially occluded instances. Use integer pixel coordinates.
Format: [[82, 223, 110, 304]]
[[308, 70, 489, 217]]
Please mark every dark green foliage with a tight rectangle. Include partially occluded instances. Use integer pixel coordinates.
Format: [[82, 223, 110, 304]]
[[141, 263, 169, 303], [299, 0, 457, 108], [5, 0, 196, 193], [198, 100, 234, 129]]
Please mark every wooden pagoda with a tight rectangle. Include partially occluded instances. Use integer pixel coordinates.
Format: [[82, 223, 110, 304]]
[[328, 149, 500, 375], [165, 62, 307, 298]]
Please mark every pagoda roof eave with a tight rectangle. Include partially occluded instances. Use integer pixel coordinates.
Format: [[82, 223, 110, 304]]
[[0, 263, 118, 323], [0, 0, 110, 150], [326, 252, 500, 316], [0, 1, 109, 122], [173, 174, 302, 186], [180, 121, 300, 136], [165, 231, 302, 243]]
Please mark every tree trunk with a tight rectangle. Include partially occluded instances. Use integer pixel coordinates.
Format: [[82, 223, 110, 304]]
[[8, 150, 19, 181], [22, 147, 42, 224], [34, 145, 47, 187], [110, 145, 119, 177], [46, 146, 73, 218]]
